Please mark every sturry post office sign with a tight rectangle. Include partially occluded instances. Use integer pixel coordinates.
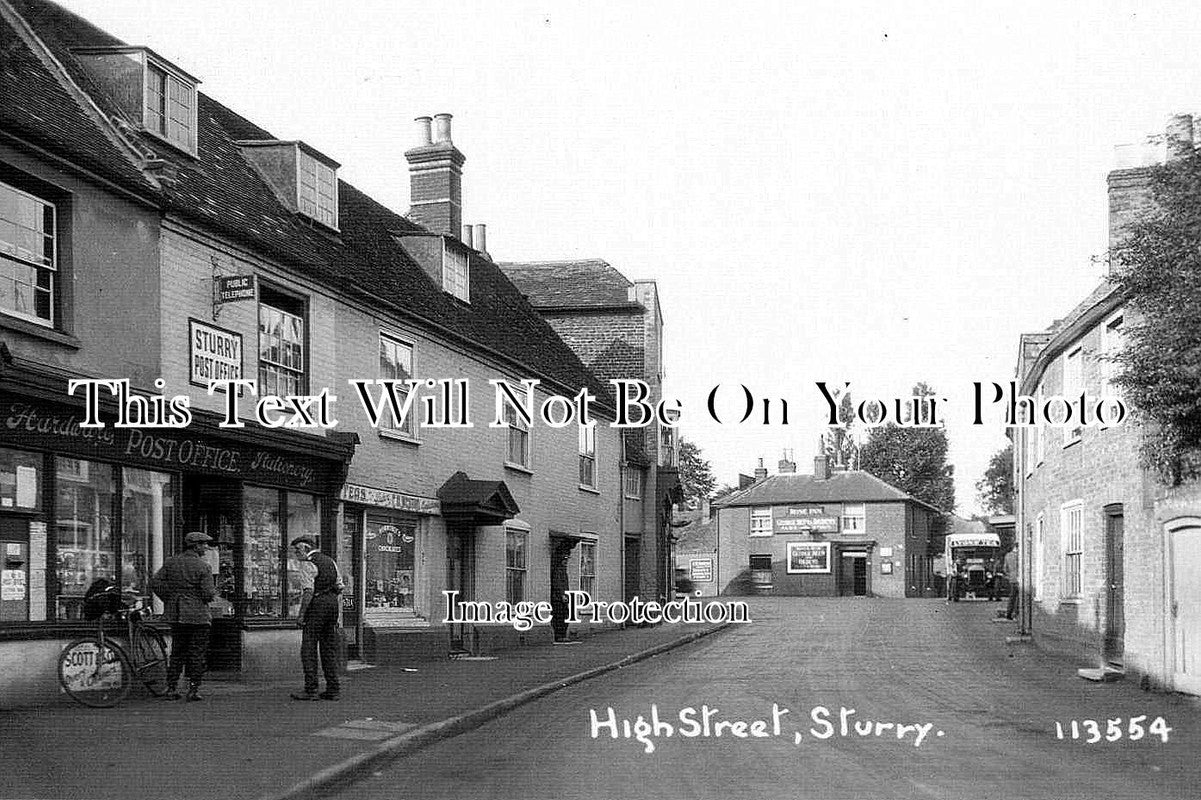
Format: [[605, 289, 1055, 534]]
[[189, 319, 243, 390]]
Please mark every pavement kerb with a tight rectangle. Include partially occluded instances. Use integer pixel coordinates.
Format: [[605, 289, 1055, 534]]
[[254, 622, 733, 800]]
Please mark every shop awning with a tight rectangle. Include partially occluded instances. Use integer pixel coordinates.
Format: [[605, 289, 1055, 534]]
[[437, 471, 520, 524]]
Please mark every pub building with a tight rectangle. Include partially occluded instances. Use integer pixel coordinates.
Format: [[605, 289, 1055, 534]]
[[712, 456, 943, 598], [0, 353, 355, 705]]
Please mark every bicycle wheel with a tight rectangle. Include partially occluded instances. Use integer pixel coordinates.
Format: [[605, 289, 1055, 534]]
[[58, 637, 132, 708], [131, 626, 169, 696]]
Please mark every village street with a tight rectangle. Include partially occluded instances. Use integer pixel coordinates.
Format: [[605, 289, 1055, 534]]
[[341, 598, 1199, 800]]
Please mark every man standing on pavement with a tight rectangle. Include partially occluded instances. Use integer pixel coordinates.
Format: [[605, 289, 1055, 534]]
[[150, 531, 216, 702], [289, 536, 344, 701]]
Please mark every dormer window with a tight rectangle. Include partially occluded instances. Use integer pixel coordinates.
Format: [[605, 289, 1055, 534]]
[[298, 150, 338, 229], [237, 141, 340, 231], [71, 47, 200, 156], [144, 59, 196, 153], [443, 239, 469, 302]]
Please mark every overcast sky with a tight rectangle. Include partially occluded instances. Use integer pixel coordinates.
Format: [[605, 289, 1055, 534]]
[[55, 0, 1201, 514]]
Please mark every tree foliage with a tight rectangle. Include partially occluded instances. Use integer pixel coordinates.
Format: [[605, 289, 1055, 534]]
[[823, 392, 860, 469], [859, 383, 956, 511], [1109, 152, 1201, 483], [975, 444, 1014, 515], [678, 438, 716, 507]]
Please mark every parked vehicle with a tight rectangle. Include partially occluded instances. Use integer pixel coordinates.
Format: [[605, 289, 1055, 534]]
[[945, 532, 1002, 601]]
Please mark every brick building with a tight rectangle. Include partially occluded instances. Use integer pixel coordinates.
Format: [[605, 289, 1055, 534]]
[[712, 456, 941, 598], [1014, 115, 1201, 695], [498, 259, 681, 604], [0, 0, 637, 706]]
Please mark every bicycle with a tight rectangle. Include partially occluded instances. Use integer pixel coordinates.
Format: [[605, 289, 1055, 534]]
[[57, 588, 170, 708]]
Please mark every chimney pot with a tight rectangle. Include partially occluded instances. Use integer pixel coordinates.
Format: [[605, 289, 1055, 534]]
[[1166, 114, 1195, 162], [414, 116, 433, 147], [434, 113, 453, 144], [461, 225, 474, 248], [472, 223, 487, 253]]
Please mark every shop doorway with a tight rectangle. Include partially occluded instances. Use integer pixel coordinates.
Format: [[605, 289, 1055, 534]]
[[839, 552, 868, 597], [446, 524, 475, 651], [1103, 505, 1125, 668], [183, 478, 241, 670]]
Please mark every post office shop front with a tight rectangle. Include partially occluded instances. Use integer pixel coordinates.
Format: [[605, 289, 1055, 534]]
[[0, 385, 354, 707]]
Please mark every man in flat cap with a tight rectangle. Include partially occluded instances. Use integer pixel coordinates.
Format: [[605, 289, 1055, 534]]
[[150, 531, 216, 701], [289, 536, 344, 701]]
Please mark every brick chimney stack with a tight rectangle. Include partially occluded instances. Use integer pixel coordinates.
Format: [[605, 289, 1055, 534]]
[[778, 449, 796, 474], [753, 458, 768, 483], [405, 113, 465, 238], [813, 456, 830, 481], [1107, 114, 1193, 259]]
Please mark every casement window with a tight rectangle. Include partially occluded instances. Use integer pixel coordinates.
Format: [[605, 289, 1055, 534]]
[[1060, 501, 1083, 598], [0, 179, 56, 326], [579, 424, 597, 489], [505, 529, 527, 604], [379, 333, 416, 438], [144, 60, 196, 153], [442, 240, 469, 302], [750, 507, 773, 537], [624, 468, 644, 499], [258, 286, 306, 396], [841, 503, 866, 534], [579, 542, 596, 596], [503, 399, 530, 469], [1034, 513, 1045, 601], [298, 150, 338, 229], [1062, 347, 1083, 445]]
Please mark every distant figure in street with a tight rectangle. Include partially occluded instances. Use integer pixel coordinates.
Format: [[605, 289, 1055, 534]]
[[289, 536, 344, 701], [150, 531, 216, 701]]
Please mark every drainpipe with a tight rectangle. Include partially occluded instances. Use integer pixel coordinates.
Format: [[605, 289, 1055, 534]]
[[1018, 438, 1032, 637], [618, 460, 626, 609]]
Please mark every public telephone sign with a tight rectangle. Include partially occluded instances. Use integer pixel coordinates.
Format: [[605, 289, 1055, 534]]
[[216, 275, 257, 303]]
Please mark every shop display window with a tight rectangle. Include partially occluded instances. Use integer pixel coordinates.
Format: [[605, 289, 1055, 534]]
[[364, 515, 415, 611], [285, 491, 320, 616], [121, 468, 175, 597], [244, 486, 282, 617], [55, 458, 115, 619], [0, 447, 41, 511]]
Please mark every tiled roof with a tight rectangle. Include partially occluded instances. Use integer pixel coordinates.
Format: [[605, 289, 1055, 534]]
[[499, 259, 641, 309], [1016, 279, 1121, 387], [8, 0, 612, 406], [714, 470, 941, 511], [0, 3, 154, 197]]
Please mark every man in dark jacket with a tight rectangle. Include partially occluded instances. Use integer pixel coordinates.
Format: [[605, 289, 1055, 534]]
[[289, 536, 343, 701], [150, 532, 216, 701]]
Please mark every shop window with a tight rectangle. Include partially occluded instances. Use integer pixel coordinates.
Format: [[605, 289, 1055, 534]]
[[750, 507, 772, 537], [285, 492, 321, 616], [506, 529, 527, 603], [364, 515, 416, 611], [579, 424, 596, 489], [0, 447, 41, 511], [379, 333, 416, 438], [841, 503, 866, 534], [243, 487, 320, 618], [258, 285, 306, 396], [55, 459, 115, 619], [120, 468, 175, 597], [0, 178, 56, 327], [579, 542, 596, 596]]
